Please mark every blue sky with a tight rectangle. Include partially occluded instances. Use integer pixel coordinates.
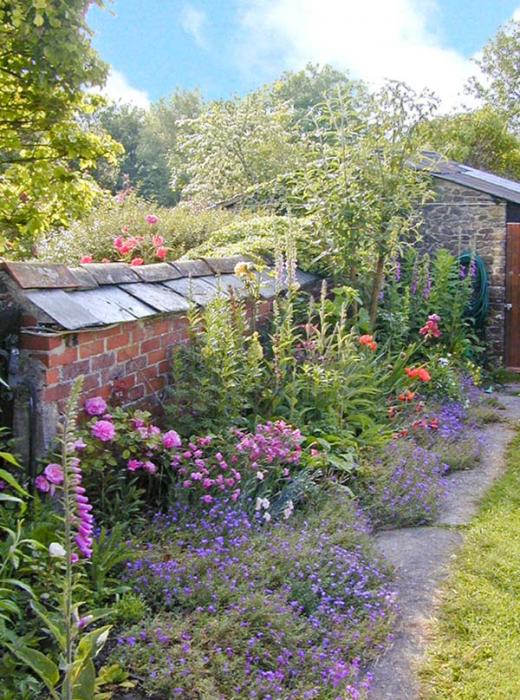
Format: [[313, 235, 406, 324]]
[[88, 1, 520, 110]]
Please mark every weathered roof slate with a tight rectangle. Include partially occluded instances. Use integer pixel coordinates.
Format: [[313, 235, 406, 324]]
[[1, 257, 320, 331]]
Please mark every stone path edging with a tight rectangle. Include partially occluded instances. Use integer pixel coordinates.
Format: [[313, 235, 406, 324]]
[[368, 387, 520, 700]]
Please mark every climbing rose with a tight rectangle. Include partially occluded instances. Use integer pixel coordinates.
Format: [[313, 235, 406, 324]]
[[130, 258, 144, 266], [127, 459, 142, 472], [91, 420, 116, 442], [163, 430, 182, 449], [146, 214, 158, 225], [84, 396, 108, 416], [80, 256, 93, 264], [155, 246, 168, 260], [44, 463, 64, 485], [152, 235, 165, 247]]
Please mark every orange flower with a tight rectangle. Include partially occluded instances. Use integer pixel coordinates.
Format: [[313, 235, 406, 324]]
[[405, 366, 431, 382], [398, 390, 416, 402], [359, 334, 374, 346]]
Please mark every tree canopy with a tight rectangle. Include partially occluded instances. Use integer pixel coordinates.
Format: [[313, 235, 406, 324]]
[[0, 0, 121, 256]]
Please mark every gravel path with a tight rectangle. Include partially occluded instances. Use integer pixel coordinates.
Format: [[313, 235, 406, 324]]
[[368, 387, 520, 700]]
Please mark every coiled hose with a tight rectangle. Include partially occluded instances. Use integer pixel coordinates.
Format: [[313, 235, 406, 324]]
[[458, 252, 489, 327]]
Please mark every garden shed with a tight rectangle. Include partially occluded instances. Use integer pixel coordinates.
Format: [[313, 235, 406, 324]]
[[0, 256, 319, 467], [419, 152, 520, 368]]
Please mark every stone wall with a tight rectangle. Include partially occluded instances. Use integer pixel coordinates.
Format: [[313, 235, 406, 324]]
[[421, 177, 507, 357]]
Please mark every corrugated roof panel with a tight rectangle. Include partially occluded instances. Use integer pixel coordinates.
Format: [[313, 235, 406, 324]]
[[119, 283, 190, 313], [68, 287, 155, 324], [26, 290, 102, 330], [163, 276, 227, 306]]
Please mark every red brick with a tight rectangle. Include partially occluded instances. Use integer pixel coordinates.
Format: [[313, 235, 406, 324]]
[[43, 384, 72, 402], [127, 383, 145, 402], [142, 365, 159, 380], [82, 374, 101, 392], [45, 346, 78, 368], [61, 359, 90, 381], [107, 332, 132, 350], [113, 374, 136, 392], [146, 376, 166, 393], [21, 334, 63, 351], [125, 356, 147, 373], [91, 352, 115, 371], [98, 324, 125, 339], [152, 319, 171, 336], [131, 325, 146, 343], [141, 337, 161, 353], [116, 345, 140, 362], [79, 339, 105, 358], [148, 348, 166, 365], [45, 368, 60, 384], [158, 360, 170, 374]]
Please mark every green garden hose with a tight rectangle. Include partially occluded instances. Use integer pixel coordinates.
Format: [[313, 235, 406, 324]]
[[458, 252, 489, 327]]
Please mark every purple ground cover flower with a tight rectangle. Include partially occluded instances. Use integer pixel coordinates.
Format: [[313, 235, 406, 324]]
[[110, 498, 397, 698]]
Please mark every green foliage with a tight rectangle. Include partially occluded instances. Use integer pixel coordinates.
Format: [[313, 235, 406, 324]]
[[185, 214, 329, 273], [38, 191, 240, 263], [420, 105, 520, 179], [173, 89, 306, 204], [166, 293, 265, 435], [112, 594, 146, 625], [0, 0, 122, 257], [419, 432, 520, 699], [467, 18, 520, 133]]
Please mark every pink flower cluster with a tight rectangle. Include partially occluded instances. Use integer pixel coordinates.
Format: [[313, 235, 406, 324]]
[[91, 419, 116, 442], [35, 463, 64, 495], [170, 436, 241, 505], [235, 421, 303, 468], [127, 459, 157, 475], [84, 396, 108, 416], [419, 314, 442, 339]]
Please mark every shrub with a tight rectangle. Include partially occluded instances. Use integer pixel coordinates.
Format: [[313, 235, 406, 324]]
[[184, 214, 330, 273], [37, 192, 240, 264]]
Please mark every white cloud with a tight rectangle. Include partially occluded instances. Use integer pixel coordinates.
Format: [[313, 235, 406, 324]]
[[180, 5, 207, 47], [236, 0, 480, 111], [98, 68, 151, 109]]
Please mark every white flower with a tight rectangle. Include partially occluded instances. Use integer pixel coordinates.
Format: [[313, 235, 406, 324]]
[[255, 497, 270, 511], [256, 471, 265, 480], [283, 500, 294, 520], [263, 511, 271, 522], [438, 357, 449, 366], [48, 542, 66, 558]]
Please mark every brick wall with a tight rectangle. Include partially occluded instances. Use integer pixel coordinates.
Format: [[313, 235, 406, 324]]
[[421, 177, 507, 357], [16, 300, 273, 461]]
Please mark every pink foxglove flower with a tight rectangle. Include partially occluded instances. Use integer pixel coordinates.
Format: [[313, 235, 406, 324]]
[[35, 475, 50, 492]]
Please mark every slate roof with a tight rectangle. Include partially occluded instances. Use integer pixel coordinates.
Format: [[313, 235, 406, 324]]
[[416, 151, 520, 205], [0, 257, 319, 331]]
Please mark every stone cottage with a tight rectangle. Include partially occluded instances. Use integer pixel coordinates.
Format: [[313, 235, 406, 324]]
[[418, 153, 520, 368]]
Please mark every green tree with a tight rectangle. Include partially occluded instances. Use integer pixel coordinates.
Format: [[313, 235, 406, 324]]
[[137, 89, 203, 206], [91, 102, 146, 192], [419, 105, 520, 179], [0, 0, 121, 257], [467, 18, 520, 131], [291, 81, 436, 323], [173, 90, 305, 204]]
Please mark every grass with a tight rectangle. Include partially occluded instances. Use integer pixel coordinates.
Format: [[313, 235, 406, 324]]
[[419, 431, 520, 699]]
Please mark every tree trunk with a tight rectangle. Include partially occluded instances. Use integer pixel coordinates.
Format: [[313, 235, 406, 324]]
[[369, 252, 386, 326]]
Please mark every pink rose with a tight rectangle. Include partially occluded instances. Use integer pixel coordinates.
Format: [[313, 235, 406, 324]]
[[127, 459, 142, 472], [73, 439, 87, 452], [130, 258, 144, 266], [84, 397, 107, 417], [91, 420, 116, 442], [35, 475, 50, 492], [146, 214, 158, 225], [143, 461, 157, 474], [163, 430, 181, 449], [152, 235, 165, 247], [44, 463, 64, 485], [201, 494, 214, 504], [80, 255, 93, 264], [182, 480, 192, 488], [155, 246, 168, 260]]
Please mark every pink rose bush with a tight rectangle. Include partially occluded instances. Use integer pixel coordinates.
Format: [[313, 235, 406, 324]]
[[79, 213, 171, 266], [72, 396, 312, 523]]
